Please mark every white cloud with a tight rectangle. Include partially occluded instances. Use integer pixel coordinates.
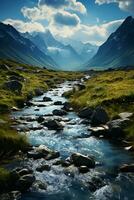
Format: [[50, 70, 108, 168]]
[[95, 0, 134, 13], [3, 19, 45, 33]]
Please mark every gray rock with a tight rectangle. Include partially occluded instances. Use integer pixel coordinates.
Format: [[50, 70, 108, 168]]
[[43, 96, 52, 102], [4, 80, 22, 94], [119, 112, 133, 119], [37, 116, 44, 123], [89, 125, 109, 137], [62, 102, 72, 111], [16, 174, 35, 192], [18, 168, 32, 176], [36, 164, 51, 172], [108, 125, 124, 139], [54, 101, 63, 105], [70, 153, 95, 168], [27, 151, 43, 159], [91, 107, 109, 125], [45, 151, 60, 160], [53, 109, 67, 116], [79, 166, 89, 173], [78, 107, 93, 119], [107, 118, 130, 129], [43, 120, 63, 130], [33, 180, 47, 190], [64, 165, 78, 177], [119, 164, 134, 172]]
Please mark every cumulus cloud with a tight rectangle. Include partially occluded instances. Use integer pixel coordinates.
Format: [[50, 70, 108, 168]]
[[54, 11, 80, 26], [95, 0, 134, 13], [38, 0, 86, 14], [3, 19, 45, 33]]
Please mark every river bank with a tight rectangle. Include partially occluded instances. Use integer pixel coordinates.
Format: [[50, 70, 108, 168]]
[[0, 77, 134, 199]]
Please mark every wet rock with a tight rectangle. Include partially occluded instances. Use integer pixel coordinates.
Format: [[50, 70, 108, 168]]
[[43, 120, 63, 130], [91, 107, 109, 125], [36, 164, 51, 172], [79, 166, 89, 173], [9, 191, 21, 200], [37, 116, 44, 123], [33, 180, 47, 190], [16, 174, 35, 192], [36, 145, 52, 154], [119, 164, 134, 173], [89, 125, 109, 137], [18, 168, 33, 176], [53, 109, 67, 116], [45, 151, 60, 160], [62, 102, 72, 111], [43, 96, 52, 102], [64, 165, 78, 177], [4, 80, 22, 94], [107, 118, 130, 129], [88, 177, 104, 192], [26, 101, 33, 107], [124, 146, 134, 152], [11, 106, 20, 111], [27, 151, 43, 159], [78, 107, 93, 119], [108, 125, 124, 139], [70, 153, 95, 168], [27, 91, 34, 100], [118, 112, 133, 119], [34, 88, 44, 96], [54, 101, 63, 105]]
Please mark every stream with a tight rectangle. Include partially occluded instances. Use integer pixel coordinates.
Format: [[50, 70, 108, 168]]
[[12, 80, 134, 200]]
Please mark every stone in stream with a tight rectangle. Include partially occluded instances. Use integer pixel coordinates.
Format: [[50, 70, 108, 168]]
[[78, 107, 93, 119], [37, 116, 44, 123], [64, 165, 78, 177], [33, 180, 47, 190], [78, 166, 90, 173], [43, 96, 52, 102], [54, 101, 63, 105], [89, 125, 109, 137], [118, 112, 133, 119], [119, 164, 134, 173], [62, 102, 72, 112], [36, 164, 51, 172], [87, 177, 105, 192], [15, 174, 35, 192], [91, 106, 109, 125], [0, 191, 21, 200], [43, 119, 63, 130], [45, 151, 60, 160], [70, 153, 95, 168], [53, 109, 67, 116]]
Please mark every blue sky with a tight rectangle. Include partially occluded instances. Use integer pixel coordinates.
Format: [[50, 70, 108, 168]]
[[0, 0, 133, 45]]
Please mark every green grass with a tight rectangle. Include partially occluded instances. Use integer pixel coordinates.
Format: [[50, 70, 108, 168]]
[[69, 70, 134, 141], [0, 59, 83, 159]]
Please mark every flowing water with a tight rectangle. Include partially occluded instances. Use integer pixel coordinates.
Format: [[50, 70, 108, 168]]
[[12, 80, 134, 200]]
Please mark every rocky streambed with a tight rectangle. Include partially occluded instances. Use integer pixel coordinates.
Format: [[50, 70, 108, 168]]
[[3, 79, 134, 200]]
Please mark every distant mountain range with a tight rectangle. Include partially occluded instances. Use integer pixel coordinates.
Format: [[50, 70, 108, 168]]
[[87, 16, 134, 69], [0, 22, 57, 69], [22, 30, 98, 71]]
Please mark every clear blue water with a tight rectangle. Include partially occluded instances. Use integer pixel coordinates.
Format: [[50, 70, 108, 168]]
[[12, 81, 134, 200]]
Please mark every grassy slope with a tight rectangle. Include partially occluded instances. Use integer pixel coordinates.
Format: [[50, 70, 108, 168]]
[[0, 59, 82, 160], [69, 70, 134, 140]]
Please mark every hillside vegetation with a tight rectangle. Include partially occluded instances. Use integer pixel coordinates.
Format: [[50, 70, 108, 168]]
[[0, 59, 83, 160], [69, 70, 134, 140]]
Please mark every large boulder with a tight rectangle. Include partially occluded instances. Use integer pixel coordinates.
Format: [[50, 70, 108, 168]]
[[70, 153, 95, 168], [43, 96, 52, 102], [91, 107, 109, 125], [53, 109, 67, 116], [36, 164, 51, 172], [16, 174, 35, 192], [62, 102, 72, 112], [43, 120, 63, 130], [4, 80, 22, 94], [119, 164, 134, 173], [78, 107, 93, 119]]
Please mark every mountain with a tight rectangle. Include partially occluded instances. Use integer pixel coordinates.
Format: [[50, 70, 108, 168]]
[[25, 30, 83, 71], [58, 38, 98, 62], [87, 16, 134, 69], [0, 22, 57, 69]]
